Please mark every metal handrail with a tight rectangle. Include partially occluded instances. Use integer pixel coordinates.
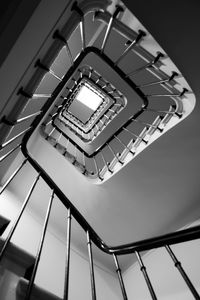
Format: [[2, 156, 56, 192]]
[[21, 126, 200, 256]]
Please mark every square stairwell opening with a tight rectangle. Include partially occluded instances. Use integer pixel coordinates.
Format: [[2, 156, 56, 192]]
[[67, 79, 104, 124]]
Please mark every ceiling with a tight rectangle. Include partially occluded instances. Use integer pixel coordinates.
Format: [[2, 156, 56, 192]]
[[0, 0, 200, 273]]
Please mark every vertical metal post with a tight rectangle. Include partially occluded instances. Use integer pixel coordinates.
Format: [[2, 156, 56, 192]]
[[0, 159, 27, 195], [87, 231, 97, 300], [0, 173, 40, 261], [135, 251, 157, 300], [63, 208, 72, 300], [166, 245, 200, 299], [113, 253, 128, 300], [25, 189, 55, 300]]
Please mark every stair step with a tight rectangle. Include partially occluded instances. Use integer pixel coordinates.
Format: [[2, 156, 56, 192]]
[[0, 215, 10, 236], [0, 239, 35, 278], [16, 278, 62, 300]]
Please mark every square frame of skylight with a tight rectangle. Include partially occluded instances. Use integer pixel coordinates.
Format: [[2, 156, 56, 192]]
[[66, 79, 106, 124], [58, 65, 125, 135], [60, 77, 114, 133], [53, 51, 143, 157]]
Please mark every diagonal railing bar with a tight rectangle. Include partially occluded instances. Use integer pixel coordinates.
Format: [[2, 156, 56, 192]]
[[71, 1, 86, 51], [0, 143, 21, 163], [99, 5, 124, 53], [165, 245, 200, 299], [93, 157, 103, 181], [135, 251, 157, 300], [0, 127, 32, 150], [63, 208, 72, 300], [115, 30, 146, 66], [137, 71, 178, 88], [106, 142, 124, 165], [0, 173, 40, 262], [113, 254, 128, 300], [52, 30, 74, 66], [87, 231, 97, 300], [16, 111, 43, 124], [0, 159, 27, 195], [25, 188, 55, 300], [126, 52, 164, 78], [35, 59, 62, 81]]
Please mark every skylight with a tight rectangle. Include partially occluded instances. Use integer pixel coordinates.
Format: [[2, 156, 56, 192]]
[[67, 80, 105, 124], [76, 84, 103, 111]]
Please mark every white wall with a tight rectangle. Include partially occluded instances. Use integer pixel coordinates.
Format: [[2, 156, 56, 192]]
[[123, 221, 200, 300], [0, 189, 121, 299]]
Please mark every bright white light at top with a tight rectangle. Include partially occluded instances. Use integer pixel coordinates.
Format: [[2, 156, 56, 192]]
[[76, 85, 103, 111]]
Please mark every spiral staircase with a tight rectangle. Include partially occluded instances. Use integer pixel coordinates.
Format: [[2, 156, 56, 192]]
[[0, 0, 200, 299]]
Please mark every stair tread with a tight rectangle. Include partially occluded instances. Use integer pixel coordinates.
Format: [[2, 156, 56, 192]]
[[0, 238, 35, 276], [16, 278, 62, 300]]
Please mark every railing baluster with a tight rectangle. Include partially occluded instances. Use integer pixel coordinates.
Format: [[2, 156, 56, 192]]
[[106, 143, 124, 165], [135, 251, 157, 300], [16, 111, 42, 124], [126, 52, 164, 78], [25, 189, 55, 300], [136, 72, 178, 88], [87, 231, 97, 300], [115, 30, 145, 66], [122, 127, 147, 144], [165, 245, 200, 299], [0, 127, 31, 150], [35, 59, 62, 81], [53, 30, 73, 65], [63, 208, 72, 300], [132, 119, 163, 133], [113, 254, 128, 300], [0, 159, 27, 195], [114, 134, 134, 155], [0, 143, 21, 163], [100, 152, 113, 174], [0, 173, 40, 261], [93, 157, 103, 181], [32, 93, 51, 99], [71, 1, 86, 51], [146, 88, 188, 99], [100, 5, 124, 53]]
